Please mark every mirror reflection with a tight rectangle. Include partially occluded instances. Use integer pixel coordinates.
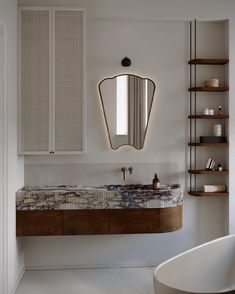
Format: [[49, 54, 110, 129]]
[[99, 74, 155, 149]]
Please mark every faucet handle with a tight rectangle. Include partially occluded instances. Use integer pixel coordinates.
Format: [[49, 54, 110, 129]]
[[128, 166, 133, 174]]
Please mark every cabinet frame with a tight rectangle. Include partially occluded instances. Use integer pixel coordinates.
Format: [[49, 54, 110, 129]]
[[18, 7, 86, 155]]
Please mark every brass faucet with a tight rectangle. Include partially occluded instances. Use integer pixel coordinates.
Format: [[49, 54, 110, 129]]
[[128, 166, 133, 174], [121, 167, 127, 181], [121, 166, 133, 180]]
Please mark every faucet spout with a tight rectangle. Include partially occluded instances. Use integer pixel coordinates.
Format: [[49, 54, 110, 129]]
[[121, 167, 127, 181]]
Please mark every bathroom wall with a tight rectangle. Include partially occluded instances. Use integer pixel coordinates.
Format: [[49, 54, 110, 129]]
[[0, 0, 25, 293], [0, 21, 5, 294], [19, 0, 235, 270]]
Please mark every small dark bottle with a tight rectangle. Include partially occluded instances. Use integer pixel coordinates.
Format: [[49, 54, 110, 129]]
[[152, 173, 160, 190]]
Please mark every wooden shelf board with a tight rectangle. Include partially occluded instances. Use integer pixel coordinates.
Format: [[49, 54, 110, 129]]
[[188, 115, 229, 119], [188, 86, 229, 92], [188, 170, 228, 175], [188, 142, 229, 147], [188, 59, 229, 65], [188, 191, 228, 197]]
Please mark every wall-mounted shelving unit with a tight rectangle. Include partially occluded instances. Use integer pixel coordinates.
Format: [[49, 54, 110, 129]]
[[188, 143, 229, 147], [188, 115, 229, 119], [188, 86, 229, 92], [188, 59, 229, 65], [188, 170, 229, 175], [188, 191, 229, 197], [188, 20, 229, 197]]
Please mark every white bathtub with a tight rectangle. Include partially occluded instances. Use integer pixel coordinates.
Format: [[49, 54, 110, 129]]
[[154, 235, 235, 294]]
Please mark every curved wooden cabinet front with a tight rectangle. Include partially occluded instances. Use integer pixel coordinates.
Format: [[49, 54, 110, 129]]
[[109, 207, 182, 234], [16, 207, 182, 236]]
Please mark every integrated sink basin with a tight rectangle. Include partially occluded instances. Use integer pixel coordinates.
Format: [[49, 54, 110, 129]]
[[16, 184, 183, 210]]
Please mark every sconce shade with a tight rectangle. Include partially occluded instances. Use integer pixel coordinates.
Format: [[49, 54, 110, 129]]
[[121, 57, 131, 67]]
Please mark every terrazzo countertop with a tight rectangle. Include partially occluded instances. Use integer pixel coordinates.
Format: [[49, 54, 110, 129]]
[[16, 184, 183, 211]]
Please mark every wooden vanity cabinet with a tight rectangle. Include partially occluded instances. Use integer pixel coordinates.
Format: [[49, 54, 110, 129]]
[[63, 210, 109, 235], [16, 211, 63, 236], [16, 207, 182, 236], [109, 207, 182, 234]]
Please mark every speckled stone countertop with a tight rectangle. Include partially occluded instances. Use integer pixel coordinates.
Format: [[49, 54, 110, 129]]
[[16, 184, 183, 211]]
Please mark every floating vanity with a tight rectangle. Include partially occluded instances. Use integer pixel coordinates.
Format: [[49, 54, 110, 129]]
[[16, 184, 183, 236]]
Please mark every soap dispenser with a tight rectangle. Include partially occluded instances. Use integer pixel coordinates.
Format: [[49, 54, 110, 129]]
[[152, 173, 160, 190]]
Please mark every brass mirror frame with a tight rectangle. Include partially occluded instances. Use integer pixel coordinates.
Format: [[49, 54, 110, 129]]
[[98, 74, 156, 150]]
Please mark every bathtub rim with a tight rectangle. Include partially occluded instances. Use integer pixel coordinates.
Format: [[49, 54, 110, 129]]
[[153, 234, 235, 294]]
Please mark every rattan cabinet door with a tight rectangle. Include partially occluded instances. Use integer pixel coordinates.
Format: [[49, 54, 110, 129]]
[[20, 10, 50, 153], [54, 10, 84, 153]]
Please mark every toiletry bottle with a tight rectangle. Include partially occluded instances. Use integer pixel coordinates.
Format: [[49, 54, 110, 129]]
[[153, 173, 160, 190], [217, 106, 224, 115]]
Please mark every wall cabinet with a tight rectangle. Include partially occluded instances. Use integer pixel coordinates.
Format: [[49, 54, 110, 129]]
[[19, 8, 85, 154]]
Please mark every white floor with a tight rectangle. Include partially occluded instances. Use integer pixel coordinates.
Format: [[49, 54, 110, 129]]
[[15, 267, 155, 294]]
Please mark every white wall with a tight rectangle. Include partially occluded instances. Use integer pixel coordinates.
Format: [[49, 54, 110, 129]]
[[19, 0, 235, 270], [0, 22, 5, 294], [0, 0, 25, 293]]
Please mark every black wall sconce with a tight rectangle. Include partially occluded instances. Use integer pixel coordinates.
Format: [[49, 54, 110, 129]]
[[121, 57, 131, 67]]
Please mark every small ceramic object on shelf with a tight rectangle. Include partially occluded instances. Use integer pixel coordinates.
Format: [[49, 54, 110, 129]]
[[208, 109, 215, 115], [203, 108, 209, 115], [217, 106, 224, 115], [217, 164, 223, 171], [203, 184, 226, 193], [213, 124, 222, 136], [203, 108, 214, 115], [204, 78, 219, 87], [200, 136, 226, 143]]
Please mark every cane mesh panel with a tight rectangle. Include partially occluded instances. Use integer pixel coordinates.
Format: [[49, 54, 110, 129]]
[[55, 11, 83, 151], [20, 10, 49, 152]]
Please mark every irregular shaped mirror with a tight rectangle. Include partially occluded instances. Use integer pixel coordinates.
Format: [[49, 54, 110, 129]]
[[98, 74, 155, 149]]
